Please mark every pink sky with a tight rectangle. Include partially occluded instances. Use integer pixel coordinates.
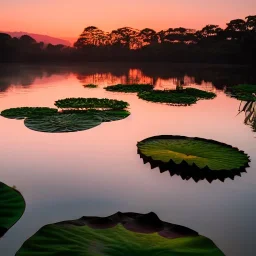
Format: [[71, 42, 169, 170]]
[[1, 0, 255, 38]]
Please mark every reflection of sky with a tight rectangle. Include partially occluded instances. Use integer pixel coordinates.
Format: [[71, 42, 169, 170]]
[[0, 71, 255, 256]]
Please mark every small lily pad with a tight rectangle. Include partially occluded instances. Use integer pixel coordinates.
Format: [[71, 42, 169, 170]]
[[137, 135, 250, 182], [16, 212, 224, 256], [83, 84, 98, 88], [24, 113, 102, 133], [55, 98, 129, 110], [105, 84, 154, 93], [0, 182, 25, 238], [0, 107, 58, 120]]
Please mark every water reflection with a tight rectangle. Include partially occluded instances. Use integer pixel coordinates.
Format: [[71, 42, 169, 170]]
[[139, 155, 247, 183], [1, 63, 255, 93]]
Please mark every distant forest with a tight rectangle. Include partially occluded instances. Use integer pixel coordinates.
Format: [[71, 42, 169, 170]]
[[0, 15, 255, 64]]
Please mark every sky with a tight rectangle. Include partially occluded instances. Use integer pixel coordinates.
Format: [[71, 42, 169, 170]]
[[1, 0, 255, 38]]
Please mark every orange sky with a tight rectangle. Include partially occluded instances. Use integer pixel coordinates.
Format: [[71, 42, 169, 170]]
[[1, 0, 255, 38]]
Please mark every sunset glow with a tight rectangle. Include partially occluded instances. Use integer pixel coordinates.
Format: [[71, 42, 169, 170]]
[[1, 0, 255, 38]]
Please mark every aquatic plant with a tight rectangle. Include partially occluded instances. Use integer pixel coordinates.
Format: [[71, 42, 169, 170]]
[[0, 107, 58, 120], [15, 212, 224, 256], [55, 98, 129, 110], [138, 88, 216, 106], [104, 83, 154, 93], [0, 182, 25, 238], [238, 101, 256, 132], [83, 84, 98, 88], [137, 135, 250, 182], [24, 113, 103, 133], [226, 84, 256, 101]]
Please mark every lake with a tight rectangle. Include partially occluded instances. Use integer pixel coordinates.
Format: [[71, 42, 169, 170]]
[[0, 63, 255, 256]]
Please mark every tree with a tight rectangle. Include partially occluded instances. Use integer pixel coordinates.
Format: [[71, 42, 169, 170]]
[[246, 15, 256, 31], [74, 26, 109, 48], [198, 25, 223, 38]]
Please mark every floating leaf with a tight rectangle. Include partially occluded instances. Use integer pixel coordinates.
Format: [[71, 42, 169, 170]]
[[226, 84, 256, 101], [24, 113, 102, 133], [83, 84, 98, 88], [137, 135, 250, 182], [0, 182, 25, 238], [55, 98, 129, 110], [0, 107, 58, 120], [105, 83, 154, 93], [138, 88, 216, 106], [16, 212, 224, 256]]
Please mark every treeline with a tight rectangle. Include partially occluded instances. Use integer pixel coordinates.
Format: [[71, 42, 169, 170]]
[[0, 16, 255, 64]]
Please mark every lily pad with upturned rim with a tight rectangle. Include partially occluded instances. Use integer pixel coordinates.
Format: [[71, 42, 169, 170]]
[[15, 212, 224, 256], [24, 113, 102, 133], [0, 182, 25, 238], [0, 107, 58, 120], [104, 83, 154, 93], [137, 135, 250, 182]]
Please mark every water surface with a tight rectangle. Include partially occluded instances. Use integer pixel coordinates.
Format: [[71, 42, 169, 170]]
[[0, 63, 255, 256]]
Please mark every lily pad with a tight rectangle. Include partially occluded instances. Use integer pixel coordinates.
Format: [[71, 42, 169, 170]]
[[0, 107, 58, 120], [55, 98, 129, 110], [83, 84, 98, 88], [0, 182, 25, 238], [226, 84, 256, 101], [138, 88, 216, 106], [24, 113, 102, 133], [137, 135, 250, 182], [105, 84, 154, 93], [16, 212, 224, 256]]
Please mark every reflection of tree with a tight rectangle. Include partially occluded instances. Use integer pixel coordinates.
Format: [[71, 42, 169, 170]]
[[238, 101, 256, 132]]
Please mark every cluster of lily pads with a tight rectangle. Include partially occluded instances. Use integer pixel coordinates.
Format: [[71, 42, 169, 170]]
[[104, 84, 216, 106], [137, 135, 250, 183], [0, 98, 130, 133]]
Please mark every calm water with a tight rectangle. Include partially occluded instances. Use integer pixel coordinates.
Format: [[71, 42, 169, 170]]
[[0, 63, 255, 256]]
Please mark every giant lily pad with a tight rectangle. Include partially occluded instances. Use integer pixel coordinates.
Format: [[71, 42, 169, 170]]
[[138, 88, 216, 106], [0, 182, 25, 238], [24, 113, 102, 133], [55, 98, 129, 110], [226, 84, 256, 101], [0, 107, 58, 120], [16, 212, 224, 256], [137, 135, 250, 182], [105, 84, 154, 93]]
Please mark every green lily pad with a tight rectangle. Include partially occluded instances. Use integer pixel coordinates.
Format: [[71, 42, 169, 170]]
[[55, 98, 129, 110], [226, 84, 256, 101], [16, 212, 224, 256], [137, 135, 250, 182], [0, 182, 25, 238], [0, 107, 58, 120], [95, 110, 130, 122], [24, 113, 102, 133], [83, 84, 98, 88], [138, 88, 216, 106], [105, 84, 154, 93]]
